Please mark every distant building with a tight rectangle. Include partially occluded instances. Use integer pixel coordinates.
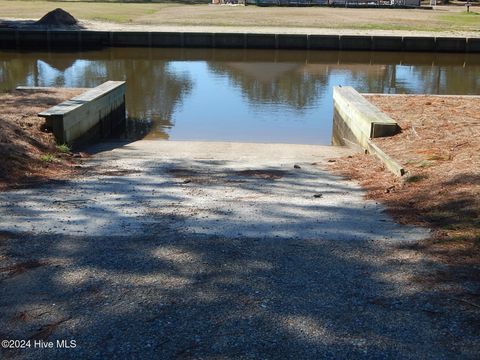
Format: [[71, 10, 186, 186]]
[[244, 0, 421, 6], [212, 0, 246, 4]]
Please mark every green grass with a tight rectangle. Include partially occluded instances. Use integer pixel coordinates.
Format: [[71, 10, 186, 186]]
[[356, 11, 480, 32], [352, 23, 428, 31], [56, 144, 71, 153], [40, 153, 56, 163], [440, 11, 480, 26], [0, 1, 170, 23], [92, 14, 132, 22]]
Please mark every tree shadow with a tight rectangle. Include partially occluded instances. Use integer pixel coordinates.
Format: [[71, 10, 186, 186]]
[[1, 231, 478, 358], [0, 153, 478, 358], [385, 172, 480, 312]]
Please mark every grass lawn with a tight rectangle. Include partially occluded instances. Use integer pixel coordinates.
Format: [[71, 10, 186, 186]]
[[0, 1, 479, 32]]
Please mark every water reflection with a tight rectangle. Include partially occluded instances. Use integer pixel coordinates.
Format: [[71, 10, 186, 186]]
[[207, 62, 327, 110], [0, 48, 479, 144]]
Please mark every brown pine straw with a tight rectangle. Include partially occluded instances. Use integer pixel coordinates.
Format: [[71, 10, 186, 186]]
[[0, 89, 84, 190], [330, 95, 480, 286]]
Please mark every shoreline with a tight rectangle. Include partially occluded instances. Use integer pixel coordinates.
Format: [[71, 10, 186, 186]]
[[1, 27, 478, 53], [2, 17, 480, 38]]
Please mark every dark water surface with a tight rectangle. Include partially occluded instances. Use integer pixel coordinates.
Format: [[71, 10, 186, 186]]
[[1, 48, 479, 144]]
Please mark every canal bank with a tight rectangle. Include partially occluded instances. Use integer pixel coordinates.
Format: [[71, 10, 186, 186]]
[[1, 28, 479, 52]]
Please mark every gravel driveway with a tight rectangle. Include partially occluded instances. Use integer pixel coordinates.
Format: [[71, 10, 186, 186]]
[[0, 141, 477, 359]]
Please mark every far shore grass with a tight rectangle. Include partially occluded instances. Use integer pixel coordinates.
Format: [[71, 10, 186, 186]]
[[0, 1, 479, 32]]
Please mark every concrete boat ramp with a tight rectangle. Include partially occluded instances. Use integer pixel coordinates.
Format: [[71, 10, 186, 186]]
[[4, 141, 476, 360], [0, 141, 424, 241]]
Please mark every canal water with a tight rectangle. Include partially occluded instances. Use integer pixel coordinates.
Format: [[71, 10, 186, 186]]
[[1, 48, 479, 145]]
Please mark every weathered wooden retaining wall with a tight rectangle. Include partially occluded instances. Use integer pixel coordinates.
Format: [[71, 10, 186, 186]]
[[332, 86, 405, 176], [38, 81, 126, 147], [0, 29, 478, 53]]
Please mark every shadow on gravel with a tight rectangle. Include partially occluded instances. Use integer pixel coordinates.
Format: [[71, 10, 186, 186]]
[[0, 161, 478, 359], [1, 230, 479, 359]]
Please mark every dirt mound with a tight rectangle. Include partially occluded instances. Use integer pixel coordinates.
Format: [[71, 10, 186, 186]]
[[36, 8, 78, 27]]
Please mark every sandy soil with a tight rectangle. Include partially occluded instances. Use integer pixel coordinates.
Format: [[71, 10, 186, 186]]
[[330, 94, 480, 294], [0, 89, 85, 190]]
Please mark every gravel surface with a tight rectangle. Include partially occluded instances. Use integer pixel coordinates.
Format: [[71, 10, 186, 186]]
[[0, 140, 477, 359]]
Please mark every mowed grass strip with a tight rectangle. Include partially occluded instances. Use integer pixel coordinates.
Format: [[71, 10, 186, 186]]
[[0, 1, 171, 23], [0, 1, 479, 31]]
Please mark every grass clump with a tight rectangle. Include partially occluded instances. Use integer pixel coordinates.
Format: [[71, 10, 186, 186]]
[[40, 153, 56, 163], [56, 144, 71, 154]]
